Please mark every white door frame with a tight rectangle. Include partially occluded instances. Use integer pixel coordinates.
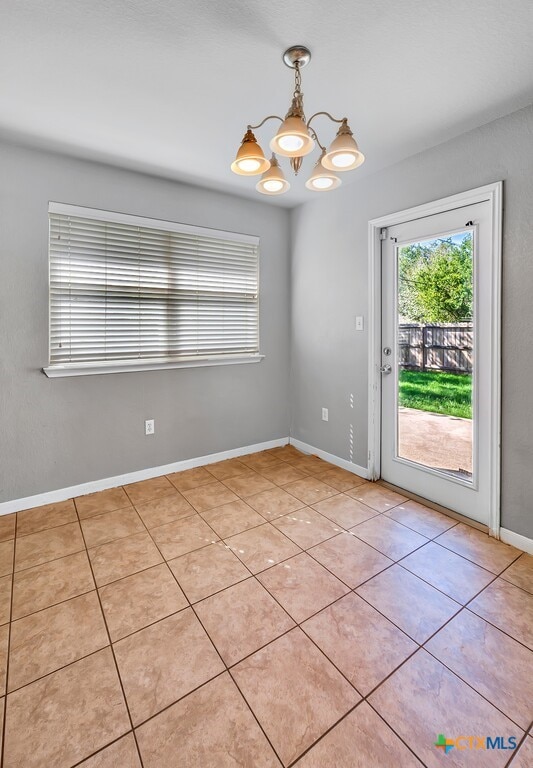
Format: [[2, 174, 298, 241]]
[[367, 182, 502, 537]]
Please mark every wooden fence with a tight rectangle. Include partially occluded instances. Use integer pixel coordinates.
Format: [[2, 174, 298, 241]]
[[398, 323, 473, 373]]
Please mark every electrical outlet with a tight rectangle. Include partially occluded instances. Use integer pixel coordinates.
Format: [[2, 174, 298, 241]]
[[145, 419, 155, 435], [355, 316, 364, 331], [322, 408, 329, 422]]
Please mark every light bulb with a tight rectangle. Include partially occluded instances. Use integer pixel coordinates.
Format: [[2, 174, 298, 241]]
[[312, 177, 334, 189], [237, 158, 261, 173], [263, 179, 284, 192], [331, 153, 356, 168], [278, 135, 304, 152]]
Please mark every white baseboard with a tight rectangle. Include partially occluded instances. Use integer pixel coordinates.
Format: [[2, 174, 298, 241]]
[[289, 438, 369, 479], [0, 437, 290, 516], [499, 527, 533, 555]]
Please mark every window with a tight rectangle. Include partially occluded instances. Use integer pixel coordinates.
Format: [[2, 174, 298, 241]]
[[44, 203, 261, 376]]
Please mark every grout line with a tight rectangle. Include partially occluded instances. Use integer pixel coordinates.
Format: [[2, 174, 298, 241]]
[[76, 511, 146, 768], [0, 516, 17, 768]]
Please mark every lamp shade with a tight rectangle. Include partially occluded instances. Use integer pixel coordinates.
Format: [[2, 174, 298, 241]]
[[322, 122, 364, 171], [305, 151, 341, 192], [256, 156, 290, 195], [270, 115, 315, 158], [231, 129, 270, 175]]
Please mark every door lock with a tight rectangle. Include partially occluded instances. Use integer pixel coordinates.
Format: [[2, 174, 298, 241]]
[[380, 364, 392, 374]]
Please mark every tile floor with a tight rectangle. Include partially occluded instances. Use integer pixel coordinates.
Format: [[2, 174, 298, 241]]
[[0, 445, 531, 767]]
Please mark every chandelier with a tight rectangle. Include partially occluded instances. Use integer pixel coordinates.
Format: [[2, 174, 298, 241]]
[[231, 45, 365, 195]]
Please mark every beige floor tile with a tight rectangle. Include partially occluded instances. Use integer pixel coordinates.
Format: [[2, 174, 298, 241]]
[[136, 672, 281, 768], [182, 481, 240, 512], [315, 467, 367, 492], [89, 532, 163, 587], [468, 578, 533, 649], [168, 542, 250, 603], [436, 523, 521, 574], [114, 609, 224, 725], [509, 737, 533, 767], [309, 533, 393, 588], [0, 540, 14, 577], [0, 625, 8, 694], [0, 697, 3, 759], [195, 578, 294, 665], [232, 627, 359, 766], [357, 564, 460, 643], [81, 507, 145, 548], [78, 734, 141, 768], [346, 483, 407, 512], [259, 462, 308, 485], [99, 563, 187, 641], [167, 466, 215, 492], [272, 507, 341, 549], [257, 552, 349, 623], [426, 610, 533, 730], [12, 550, 94, 619], [201, 499, 264, 538], [4, 648, 130, 768], [204, 458, 249, 480], [223, 471, 277, 497], [401, 542, 494, 603], [501, 553, 533, 595], [15, 522, 84, 572], [282, 477, 337, 505], [150, 515, 218, 560], [303, 593, 417, 695], [246, 486, 306, 520], [75, 488, 131, 519], [8, 591, 108, 691], [384, 499, 457, 538], [123, 476, 175, 506], [0, 575, 12, 625], [312, 493, 378, 528], [294, 701, 423, 767], [17, 499, 77, 536], [351, 515, 428, 560], [240, 451, 281, 471], [266, 445, 303, 461], [225, 523, 301, 574], [369, 650, 523, 768], [285, 456, 329, 474], [133, 491, 195, 529], [0, 514, 16, 542]]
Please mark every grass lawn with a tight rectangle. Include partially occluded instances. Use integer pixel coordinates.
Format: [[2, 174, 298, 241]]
[[399, 369, 472, 419]]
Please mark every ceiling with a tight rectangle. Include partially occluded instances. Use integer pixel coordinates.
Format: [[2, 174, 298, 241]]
[[2, 0, 533, 207]]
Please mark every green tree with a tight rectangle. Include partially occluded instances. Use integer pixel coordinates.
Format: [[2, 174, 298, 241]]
[[398, 236, 472, 323]]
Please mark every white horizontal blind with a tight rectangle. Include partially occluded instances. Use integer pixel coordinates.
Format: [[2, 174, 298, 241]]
[[48, 206, 259, 366]]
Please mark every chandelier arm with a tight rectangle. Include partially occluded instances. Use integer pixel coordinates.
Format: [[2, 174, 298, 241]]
[[247, 115, 284, 131], [308, 127, 326, 152], [306, 111, 347, 129]]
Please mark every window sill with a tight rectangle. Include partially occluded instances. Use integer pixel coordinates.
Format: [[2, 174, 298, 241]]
[[42, 354, 265, 378]]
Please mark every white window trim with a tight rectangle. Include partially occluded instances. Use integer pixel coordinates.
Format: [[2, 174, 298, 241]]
[[43, 354, 265, 378], [45, 202, 262, 377]]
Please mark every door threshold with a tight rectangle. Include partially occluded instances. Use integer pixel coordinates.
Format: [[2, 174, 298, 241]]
[[377, 479, 488, 534]]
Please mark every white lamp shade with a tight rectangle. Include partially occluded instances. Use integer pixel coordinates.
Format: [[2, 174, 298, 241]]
[[322, 130, 364, 171], [256, 157, 290, 195], [231, 130, 271, 176], [270, 115, 315, 158], [305, 153, 341, 192]]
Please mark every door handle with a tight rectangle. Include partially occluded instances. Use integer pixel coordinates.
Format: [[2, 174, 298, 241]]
[[380, 364, 392, 374]]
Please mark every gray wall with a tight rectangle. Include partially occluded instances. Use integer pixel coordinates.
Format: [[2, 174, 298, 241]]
[[0, 142, 290, 502], [290, 104, 533, 538]]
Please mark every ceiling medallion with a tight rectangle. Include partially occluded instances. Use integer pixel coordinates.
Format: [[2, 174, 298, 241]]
[[231, 45, 365, 195]]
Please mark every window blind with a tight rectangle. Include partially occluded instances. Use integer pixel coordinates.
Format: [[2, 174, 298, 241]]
[[48, 204, 260, 368]]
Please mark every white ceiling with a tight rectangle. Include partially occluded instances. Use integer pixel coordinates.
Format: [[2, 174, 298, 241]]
[[2, 0, 533, 207]]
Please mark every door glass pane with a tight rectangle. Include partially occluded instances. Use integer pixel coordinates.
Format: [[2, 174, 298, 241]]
[[396, 231, 473, 482]]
